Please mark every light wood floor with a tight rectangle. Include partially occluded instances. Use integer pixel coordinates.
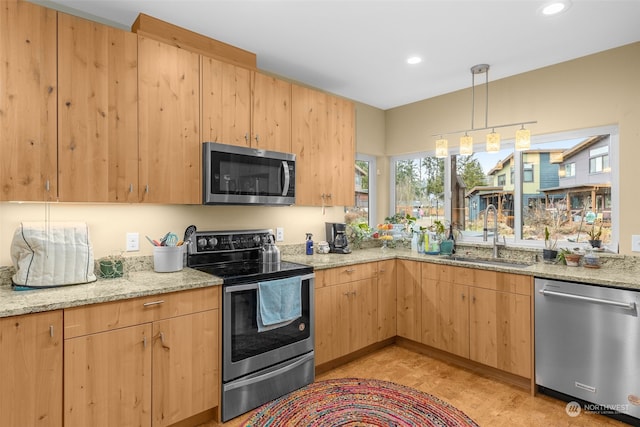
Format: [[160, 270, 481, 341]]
[[205, 345, 628, 427]]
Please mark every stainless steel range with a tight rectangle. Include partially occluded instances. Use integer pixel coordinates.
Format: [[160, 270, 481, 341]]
[[186, 228, 315, 422]]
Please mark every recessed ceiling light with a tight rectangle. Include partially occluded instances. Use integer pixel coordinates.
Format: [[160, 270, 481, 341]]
[[541, 1, 570, 16], [407, 56, 422, 65]]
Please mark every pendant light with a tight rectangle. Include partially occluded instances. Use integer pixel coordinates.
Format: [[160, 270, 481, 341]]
[[459, 133, 473, 156], [486, 129, 500, 153], [515, 125, 531, 151], [435, 137, 448, 158], [433, 64, 536, 155]]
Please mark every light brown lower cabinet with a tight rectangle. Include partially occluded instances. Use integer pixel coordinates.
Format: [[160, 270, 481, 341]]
[[0, 310, 62, 427], [421, 263, 532, 378], [63, 287, 219, 427], [376, 259, 397, 341], [396, 259, 421, 342], [315, 263, 378, 365]]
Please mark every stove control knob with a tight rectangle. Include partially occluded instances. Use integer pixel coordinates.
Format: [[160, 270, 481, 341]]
[[253, 235, 262, 247], [197, 237, 207, 250], [207, 237, 218, 249]]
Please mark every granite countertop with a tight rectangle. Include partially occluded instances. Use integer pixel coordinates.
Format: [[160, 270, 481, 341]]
[[0, 268, 222, 318], [2, 247, 638, 319], [285, 248, 640, 291]]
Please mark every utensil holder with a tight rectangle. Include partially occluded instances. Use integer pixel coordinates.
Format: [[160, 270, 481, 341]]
[[153, 246, 184, 273]]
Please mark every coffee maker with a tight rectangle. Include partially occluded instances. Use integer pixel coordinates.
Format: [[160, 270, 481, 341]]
[[325, 222, 352, 254]]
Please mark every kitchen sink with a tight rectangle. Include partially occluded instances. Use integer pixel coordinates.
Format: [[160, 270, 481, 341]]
[[442, 255, 533, 269]]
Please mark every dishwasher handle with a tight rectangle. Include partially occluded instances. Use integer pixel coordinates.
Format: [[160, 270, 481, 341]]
[[539, 288, 636, 310]]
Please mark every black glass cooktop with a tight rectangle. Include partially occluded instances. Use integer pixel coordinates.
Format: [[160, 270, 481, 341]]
[[193, 260, 313, 285]]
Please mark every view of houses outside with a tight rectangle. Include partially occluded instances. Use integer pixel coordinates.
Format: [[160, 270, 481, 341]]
[[389, 133, 613, 248]]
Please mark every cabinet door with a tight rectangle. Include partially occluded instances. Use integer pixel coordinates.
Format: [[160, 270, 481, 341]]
[[152, 310, 218, 427], [57, 13, 138, 202], [0, 0, 57, 201], [201, 56, 251, 146], [435, 282, 470, 358], [470, 287, 531, 378], [251, 71, 291, 152], [377, 259, 397, 341], [314, 285, 338, 365], [349, 278, 378, 352], [0, 311, 62, 427], [138, 36, 200, 204], [326, 95, 355, 206], [291, 84, 329, 206], [64, 324, 152, 427], [396, 259, 421, 341]]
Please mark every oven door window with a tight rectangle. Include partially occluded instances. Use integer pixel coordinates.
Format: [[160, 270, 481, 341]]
[[229, 281, 310, 362]]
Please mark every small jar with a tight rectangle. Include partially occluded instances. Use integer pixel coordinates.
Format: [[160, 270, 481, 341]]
[[583, 249, 600, 268]]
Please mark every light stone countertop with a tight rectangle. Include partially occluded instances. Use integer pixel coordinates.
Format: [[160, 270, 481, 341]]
[[0, 268, 222, 318], [285, 248, 640, 291], [2, 247, 638, 319]]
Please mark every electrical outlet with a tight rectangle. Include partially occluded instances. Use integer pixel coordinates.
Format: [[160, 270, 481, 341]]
[[632, 235, 640, 252], [276, 227, 284, 242], [126, 232, 139, 252]]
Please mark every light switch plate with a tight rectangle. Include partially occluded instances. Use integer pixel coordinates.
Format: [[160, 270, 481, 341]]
[[126, 232, 139, 252], [632, 235, 640, 252], [276, 227, 284, 242]]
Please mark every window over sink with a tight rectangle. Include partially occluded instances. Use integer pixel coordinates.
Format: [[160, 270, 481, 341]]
[[390, 125, 619, 252]]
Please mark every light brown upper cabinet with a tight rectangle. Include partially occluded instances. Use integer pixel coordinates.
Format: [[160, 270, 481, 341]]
[[292, 84, 354, 207], [251, 71, 292, 152], [57, 13, 138, 202], [201, 57, 291, 152], [138, 36, 200, 204], [0, 0, 57, 201]]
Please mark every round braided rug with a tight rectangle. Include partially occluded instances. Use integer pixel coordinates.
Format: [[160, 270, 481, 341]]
[[241, 377, 480, 426]]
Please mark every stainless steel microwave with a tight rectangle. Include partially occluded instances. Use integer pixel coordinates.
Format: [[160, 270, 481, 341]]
[[202, 142, 295, 205]]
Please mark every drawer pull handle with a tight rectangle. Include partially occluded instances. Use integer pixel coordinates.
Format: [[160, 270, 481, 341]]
[[143, 336, 147, 348], [49, 325, 54, 338], [143, 300, 165, 307], [345, 268, 355, 273]]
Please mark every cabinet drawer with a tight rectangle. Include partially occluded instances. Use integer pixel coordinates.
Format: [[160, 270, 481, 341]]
[[64, 287, 219, 338], [315, 262, 377, 288]]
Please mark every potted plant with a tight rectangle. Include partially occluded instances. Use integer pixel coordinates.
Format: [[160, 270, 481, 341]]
[[542, 226, 558, 262], [557, 248, 582, 267], [587, 220, 603, 248]]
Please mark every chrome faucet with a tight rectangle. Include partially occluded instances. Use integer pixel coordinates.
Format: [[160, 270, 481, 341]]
[[483, 204, 500, 258]]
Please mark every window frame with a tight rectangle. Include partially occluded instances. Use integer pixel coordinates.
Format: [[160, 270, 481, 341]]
[[355, 153, 377, 227], [389, 125, 619, 252]]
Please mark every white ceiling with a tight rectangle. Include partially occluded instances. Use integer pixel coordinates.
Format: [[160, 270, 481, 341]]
[[41, 0, 640, 110]]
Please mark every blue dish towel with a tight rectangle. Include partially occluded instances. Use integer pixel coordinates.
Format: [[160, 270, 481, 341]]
[[257, 276, 302, 332]]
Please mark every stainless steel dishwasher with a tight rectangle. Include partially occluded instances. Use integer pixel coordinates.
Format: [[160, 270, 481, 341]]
[[535, 278, 640, 423]]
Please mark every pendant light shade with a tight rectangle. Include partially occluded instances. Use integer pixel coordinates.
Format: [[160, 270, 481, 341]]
[[486, 130, 500, 153], [459, 133, 473, 156], [433, 64, 536, 157], [435, 138, 448, 158], [515, 125, 531, 151]]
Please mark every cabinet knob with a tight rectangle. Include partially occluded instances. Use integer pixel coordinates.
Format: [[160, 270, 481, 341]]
[[254, 134, 260, 144], [461, 293, 466, 300], [244, 133, 250, 143]]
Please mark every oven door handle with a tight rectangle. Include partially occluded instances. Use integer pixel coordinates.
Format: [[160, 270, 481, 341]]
[[225, 273, 315, 293], [224, 352, 314, 391]]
